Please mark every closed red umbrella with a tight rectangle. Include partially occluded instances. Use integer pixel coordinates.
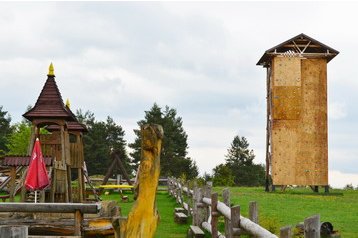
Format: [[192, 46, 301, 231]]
[[25, 138, 50, 195]]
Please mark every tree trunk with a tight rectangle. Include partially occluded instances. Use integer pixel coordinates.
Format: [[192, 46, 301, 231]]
[[120, 124, 163, 238]]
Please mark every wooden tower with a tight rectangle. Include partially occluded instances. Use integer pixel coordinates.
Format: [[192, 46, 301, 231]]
[[257, 34, 339, 191], [23, 63, 87, 202]]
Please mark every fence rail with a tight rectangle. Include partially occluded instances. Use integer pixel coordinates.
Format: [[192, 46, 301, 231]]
[[168, 177, 336, 238], [168, 177, 277, 238]]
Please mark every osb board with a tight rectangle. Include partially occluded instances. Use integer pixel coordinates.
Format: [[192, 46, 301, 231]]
[[272, 57, 301, 86], [271, 58, 328, 185], [271, 120, 299, 185], [296, 59, 328, 185], [272, 86, 301, 120]]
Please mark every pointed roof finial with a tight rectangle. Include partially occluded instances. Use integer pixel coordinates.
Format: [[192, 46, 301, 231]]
[[48, 63, 55, 76], [66, 98, 71, 108]]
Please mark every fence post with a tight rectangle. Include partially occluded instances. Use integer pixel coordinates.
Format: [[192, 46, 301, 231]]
[[211, 193, 219, 238], [280, 225, 292, 238], [223, 188, 233, 238], [304, 215, 320, 238], [249, 201, 258, 238], [204, 182, 212, 222], [185, 181, 191, 216], [231, 205, 241, 237], [193, 186, 206, 227]]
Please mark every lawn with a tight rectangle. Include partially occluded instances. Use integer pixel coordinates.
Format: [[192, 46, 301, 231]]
[[101, 186, 358, 237], [101, 189, 189, 238], [213, 186, 358, 237]]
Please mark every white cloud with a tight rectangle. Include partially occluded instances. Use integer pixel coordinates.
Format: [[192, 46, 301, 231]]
[[329, 170, 358, 189], [0, 2, 358, 186], [329, 102, 347, 120]]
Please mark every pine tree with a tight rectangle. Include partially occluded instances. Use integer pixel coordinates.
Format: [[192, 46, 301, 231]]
[[225, 135, 265, 186], [129, 103, 198, 179], [0, 106, 13, 156], [77, 110, 131, 176]]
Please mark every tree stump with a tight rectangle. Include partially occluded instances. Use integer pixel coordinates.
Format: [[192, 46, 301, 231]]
[[120, 124, 163, 238]]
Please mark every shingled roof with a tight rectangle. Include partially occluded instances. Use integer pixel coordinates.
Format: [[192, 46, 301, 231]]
[[23, 64, 77, 122], [47, 121, 88, 132], [257, 33, 339, 67]]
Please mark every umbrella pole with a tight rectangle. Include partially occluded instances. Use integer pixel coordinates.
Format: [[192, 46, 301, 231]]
[[35, 190, 37, 203]]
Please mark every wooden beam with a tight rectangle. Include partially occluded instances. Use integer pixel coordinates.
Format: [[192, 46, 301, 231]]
[[0, 203, 100, 214]]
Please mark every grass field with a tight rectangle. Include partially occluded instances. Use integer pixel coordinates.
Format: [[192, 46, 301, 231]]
[[102, 187, 358, 237]]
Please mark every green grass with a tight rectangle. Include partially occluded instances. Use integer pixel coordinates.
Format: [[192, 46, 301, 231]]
[[101, 190, 189, 238], [100, 187, 358, 238], [213, 186, 358, 237]]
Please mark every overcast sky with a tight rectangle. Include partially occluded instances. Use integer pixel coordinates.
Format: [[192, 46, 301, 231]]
[[0, 2, 357, 188]]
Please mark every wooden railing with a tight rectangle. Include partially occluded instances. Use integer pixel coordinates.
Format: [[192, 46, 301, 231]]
[[168, 177, 277, 238], [168, 177, 335, 238]]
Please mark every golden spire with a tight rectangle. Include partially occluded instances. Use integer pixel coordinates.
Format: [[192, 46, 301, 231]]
[[48, 63, 55, 76], [66, 98, 71, 108]]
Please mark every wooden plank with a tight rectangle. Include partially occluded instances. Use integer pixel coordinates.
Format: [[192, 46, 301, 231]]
[[74, 210, 83, 236], [0, 203, 100, 214], [189, 225, 205, 238], [174, 212, 188, 224], [29, 236, 81, 238], [0, 225, 28, 238], [9, 167, 16, 202]]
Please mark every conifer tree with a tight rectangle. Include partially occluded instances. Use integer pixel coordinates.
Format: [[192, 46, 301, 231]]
[[129, 103, 198, 179]]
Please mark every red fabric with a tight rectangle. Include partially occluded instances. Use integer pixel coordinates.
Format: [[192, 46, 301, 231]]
[[24, 139, 50, 191]]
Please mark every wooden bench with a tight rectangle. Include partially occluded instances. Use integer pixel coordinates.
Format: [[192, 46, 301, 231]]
[[0, 202, 100, 236], [174, 207, 185, 213], [187, 225, 205, 238], [174, 212, 188, 224]]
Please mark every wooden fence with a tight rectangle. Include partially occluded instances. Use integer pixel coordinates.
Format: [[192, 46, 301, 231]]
[[167, 177, 336, 238]]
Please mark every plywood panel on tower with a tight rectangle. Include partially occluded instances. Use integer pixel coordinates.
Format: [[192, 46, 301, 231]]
[[271, 120, 299, 185], [270, 57, 328, 186], [272, 86, 302, 120], [273, 57, 301, 86], [295, 59, 328, 185]]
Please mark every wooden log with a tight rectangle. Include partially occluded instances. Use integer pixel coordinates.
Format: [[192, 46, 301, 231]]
[[0, 225, 28, 238], [202, 198, 278, 238], [0, 203, 100, 214], [223, 188, 233, 238], [120, 124, 163, 238], [279, 225, 292, 238], [304, 215, 320, 238]]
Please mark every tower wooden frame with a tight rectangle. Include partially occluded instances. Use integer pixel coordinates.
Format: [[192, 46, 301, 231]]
[[257, 34, 339, 191]]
